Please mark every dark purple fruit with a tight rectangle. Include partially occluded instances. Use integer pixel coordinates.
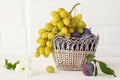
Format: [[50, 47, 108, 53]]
[[71, 30, 81, 38], [81, 34, 90, 37], [82, 63, 94, 76], [84, 28, 91, 35]]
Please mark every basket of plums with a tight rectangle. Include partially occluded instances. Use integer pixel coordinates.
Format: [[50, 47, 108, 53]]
[[35, 3, 99, 71]]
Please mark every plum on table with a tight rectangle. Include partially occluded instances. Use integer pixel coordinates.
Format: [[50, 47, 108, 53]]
[[82, 63, 94, 76]]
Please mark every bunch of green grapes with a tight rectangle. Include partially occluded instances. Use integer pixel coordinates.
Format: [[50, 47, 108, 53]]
[[35, 3, 87, 58], [35, 23, 55, 58]]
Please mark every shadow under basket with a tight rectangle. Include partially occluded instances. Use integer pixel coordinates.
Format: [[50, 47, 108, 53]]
[[52, 35, 99, 71]]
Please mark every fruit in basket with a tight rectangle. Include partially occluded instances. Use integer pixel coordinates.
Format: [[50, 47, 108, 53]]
[[45, 47, 52, 57], [77, 20, 86, 28], [77, 27, 84, 34], [46, 66, 55, 73], [42, 32, 48, 39], [48, 32, 55, 39], [52, 26, 59, 34], [60, 10, 68, 18], [82, 63, 94, 76], [61, 27, 68, 34], [51, 11, 59, 17], [45, 23, 53, 31], [38, 29, 47, 35], [81, 28, 92, 37], [84, 28, 91, 35], [63, 17, 71, 26], [46, 40, 53, 48], [53, 15, 61, 22], [57, 21, 64, 30], [38, 38, 46, 46], [39, 47, 45, 55], [71, 30, 81, 38]]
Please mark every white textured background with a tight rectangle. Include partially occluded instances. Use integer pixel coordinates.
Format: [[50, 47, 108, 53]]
[[0, 0, 120, 57]]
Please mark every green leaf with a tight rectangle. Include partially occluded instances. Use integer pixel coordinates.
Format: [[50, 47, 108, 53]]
[[86, 54, 95, 63], [4, 59, 20, 70], [13, 61, 19, 70], [6, 63, 13, 70], [98, 61, 116, 77]]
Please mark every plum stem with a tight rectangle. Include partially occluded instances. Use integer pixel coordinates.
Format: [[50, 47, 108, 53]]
[[69, 3, 80, 14]]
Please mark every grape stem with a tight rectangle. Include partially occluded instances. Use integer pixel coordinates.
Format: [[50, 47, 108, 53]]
[[69, 3, 80, 14]]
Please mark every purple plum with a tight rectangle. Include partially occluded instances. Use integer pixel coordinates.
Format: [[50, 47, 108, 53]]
[[71, 30, 81, 38], [82, 63, 94, 76], [84, 28, 91, 35], [81, 28, 92, 37]]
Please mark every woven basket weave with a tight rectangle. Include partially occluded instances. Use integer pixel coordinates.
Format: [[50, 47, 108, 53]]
[[52, 35, 99, 71]]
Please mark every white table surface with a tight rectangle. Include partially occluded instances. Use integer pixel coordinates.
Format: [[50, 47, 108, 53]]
[[0, 56, 120, 80]]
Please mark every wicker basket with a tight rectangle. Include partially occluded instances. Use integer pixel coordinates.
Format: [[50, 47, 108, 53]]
[[52, 35, 99, 71]]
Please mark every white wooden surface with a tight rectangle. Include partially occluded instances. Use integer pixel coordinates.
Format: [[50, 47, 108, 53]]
[[0, 56, 120, 80]]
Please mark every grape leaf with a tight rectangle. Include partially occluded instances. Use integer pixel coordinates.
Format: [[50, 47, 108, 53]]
[[98, 61, 116, 77]]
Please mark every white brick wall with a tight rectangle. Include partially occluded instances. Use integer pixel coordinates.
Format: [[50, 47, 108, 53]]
[[0, 0, 120, 57]]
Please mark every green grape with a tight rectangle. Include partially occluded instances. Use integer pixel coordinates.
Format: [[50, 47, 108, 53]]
[[48, 32, 55, 39], [46, 40, 53, 48], [37, 36, 41, 43], [45, 47, 51, 57], [61, 27, 68, 34], [35, 51, 40, 57], [75, 14, 82, 22], [77, 27, 84, 34], [52, 26, 59, 34], [39, 47, 45, 54], [69, 27, 74, 33], [51, 20, 58, 27], [71, 17, 77, 27], [77, 20, 86, 28], [57, 31, 64, 36], [57, 21, 64, 30], [58, 8, 65, 13], [60, 10, 68, 18], [65, 32, 71, 38], [46, 66, 55, 73], [63, 17, 70, 26], [42, 32, 48, 39], [51, 11, 59, 17], [52, 15, 61, 22], [38, 38, 46, 46], [38, 28, 47, 35], [45, 23, 53, 31]]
